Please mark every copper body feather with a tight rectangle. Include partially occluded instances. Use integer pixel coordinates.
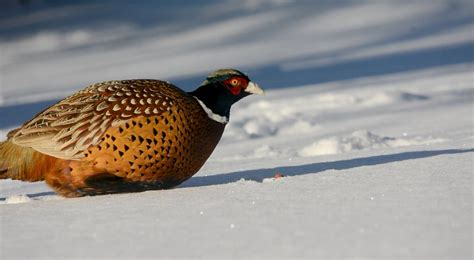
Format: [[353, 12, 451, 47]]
[[2, 80, 225, 197]]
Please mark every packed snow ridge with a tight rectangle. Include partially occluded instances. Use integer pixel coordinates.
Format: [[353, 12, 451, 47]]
[[225, 89, 431, 140], [299, 130, 445, 157]]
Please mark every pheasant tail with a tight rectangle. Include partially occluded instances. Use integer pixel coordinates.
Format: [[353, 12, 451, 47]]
[[0, 140, 57, 181]]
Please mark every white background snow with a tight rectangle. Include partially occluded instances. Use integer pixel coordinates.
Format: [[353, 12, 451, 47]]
[[0, 0, 473, 259]]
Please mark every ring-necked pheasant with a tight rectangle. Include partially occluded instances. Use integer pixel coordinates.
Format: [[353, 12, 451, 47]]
[[0, 69, 263, 197]]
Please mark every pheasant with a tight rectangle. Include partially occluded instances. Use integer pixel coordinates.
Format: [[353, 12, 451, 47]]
[[0, 69, 263, 197]]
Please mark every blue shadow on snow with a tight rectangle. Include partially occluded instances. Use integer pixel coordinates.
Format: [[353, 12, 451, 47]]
[[181, 148, 474, 188], [2, 148, 471, 200]]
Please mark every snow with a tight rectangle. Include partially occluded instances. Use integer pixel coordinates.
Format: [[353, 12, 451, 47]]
[[298, 130, 446, 157], [1, 1, 473, 259], [3, 194, 31, 204]]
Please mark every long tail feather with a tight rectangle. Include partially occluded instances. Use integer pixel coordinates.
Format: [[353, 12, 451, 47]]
[[0, 140, 56, 181]]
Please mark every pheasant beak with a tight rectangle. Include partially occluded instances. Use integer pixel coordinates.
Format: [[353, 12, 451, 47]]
[[244, 81, 265, 95]]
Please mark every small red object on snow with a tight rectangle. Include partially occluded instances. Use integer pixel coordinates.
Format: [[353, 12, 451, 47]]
[[274, 172, 284, 179]]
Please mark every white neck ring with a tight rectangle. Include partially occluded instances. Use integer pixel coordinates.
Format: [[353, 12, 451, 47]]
[[193, 97, 228, 124]]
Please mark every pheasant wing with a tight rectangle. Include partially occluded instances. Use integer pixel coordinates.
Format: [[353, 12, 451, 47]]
[[10, 80, 181, 160]]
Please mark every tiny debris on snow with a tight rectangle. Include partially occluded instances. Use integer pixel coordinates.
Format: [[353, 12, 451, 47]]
[[262, 172, 285, 183], [274, 172, 284, 179]]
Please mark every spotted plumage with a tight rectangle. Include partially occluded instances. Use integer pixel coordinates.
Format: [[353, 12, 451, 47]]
[[0, 69, 263, 197]]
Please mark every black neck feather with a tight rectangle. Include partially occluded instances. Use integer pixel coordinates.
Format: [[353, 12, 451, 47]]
[[189, 83, 246, 118]]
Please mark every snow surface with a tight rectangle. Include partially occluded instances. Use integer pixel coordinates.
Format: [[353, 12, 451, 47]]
[[1, 1, 473, 259]]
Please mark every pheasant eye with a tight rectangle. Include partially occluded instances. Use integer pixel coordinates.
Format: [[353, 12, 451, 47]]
[[230, 79, 239, 86]]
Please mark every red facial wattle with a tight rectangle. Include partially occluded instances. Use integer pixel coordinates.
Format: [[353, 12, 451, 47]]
[[229, 86, 241, 95], [224, 77, 249, 96]]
